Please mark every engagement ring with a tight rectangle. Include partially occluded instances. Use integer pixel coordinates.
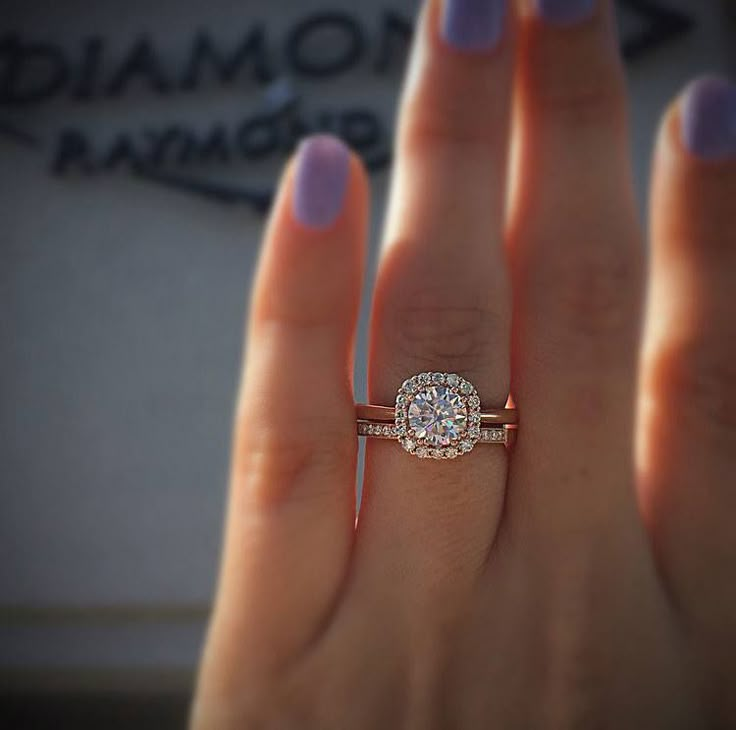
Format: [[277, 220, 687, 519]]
[[356, 372, 517, 460]]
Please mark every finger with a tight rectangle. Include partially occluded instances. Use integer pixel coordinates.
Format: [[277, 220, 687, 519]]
[[507, 0, 647, 542], [640, 77, 736, 715], [196, 136, 369, 705], [355, 0, 514, 602]]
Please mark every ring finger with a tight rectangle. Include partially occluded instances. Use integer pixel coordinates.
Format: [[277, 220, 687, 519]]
[[355, 0, 514, 607]]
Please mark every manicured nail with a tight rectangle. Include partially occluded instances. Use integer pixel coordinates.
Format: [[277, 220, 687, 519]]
[[681, 76, 736, 162], [442, 0, 506, 52], [536, 0, 596, 26], [293, 135, 350, 229]]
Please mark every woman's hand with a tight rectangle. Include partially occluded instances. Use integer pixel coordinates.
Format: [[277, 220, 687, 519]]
[[192, 0, 736, 726]]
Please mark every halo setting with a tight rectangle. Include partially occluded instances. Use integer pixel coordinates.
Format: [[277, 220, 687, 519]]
[[395, 372, 482, 460]]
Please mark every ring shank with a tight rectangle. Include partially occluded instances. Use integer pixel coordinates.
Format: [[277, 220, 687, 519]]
[[355, 404, 518, 425], [357, 420, 516, 447]]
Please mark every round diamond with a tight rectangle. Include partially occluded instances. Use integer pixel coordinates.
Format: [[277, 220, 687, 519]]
[[447, 373, 459, 388], [407, 385, 468, 447]]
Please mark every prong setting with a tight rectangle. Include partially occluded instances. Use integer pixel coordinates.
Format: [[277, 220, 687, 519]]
[[395, 372, 482, 460]]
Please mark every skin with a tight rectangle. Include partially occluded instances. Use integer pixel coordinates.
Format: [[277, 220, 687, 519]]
[[191, 1, 736, 727]]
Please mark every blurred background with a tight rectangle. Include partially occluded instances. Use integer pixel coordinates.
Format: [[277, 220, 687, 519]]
[[0, 0, 733, 726]]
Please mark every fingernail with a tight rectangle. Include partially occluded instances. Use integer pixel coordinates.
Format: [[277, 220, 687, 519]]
[[293, 135, 350, 229], [535, 0, 596, 26], [681, 76, 736, 162], [442, 0, 506, 52]]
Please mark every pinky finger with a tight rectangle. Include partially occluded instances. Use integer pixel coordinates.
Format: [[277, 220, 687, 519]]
[[194, 136, 369, 719]]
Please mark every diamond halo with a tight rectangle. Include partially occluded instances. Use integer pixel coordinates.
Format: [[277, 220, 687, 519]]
[[395, 372, 482, 460]]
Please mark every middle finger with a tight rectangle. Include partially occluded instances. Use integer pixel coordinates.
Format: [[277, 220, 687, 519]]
[[356, 0, 514, 606]]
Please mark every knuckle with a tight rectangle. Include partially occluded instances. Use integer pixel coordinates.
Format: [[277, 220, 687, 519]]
[[658, 340, 736, 437], [255, 303, 342, 337], [539, 247, 642, 363], [383, 286, 503, 376], [234, 419, 353, 510], [401, 107, 495, 157], [533, 64, 627, 130]]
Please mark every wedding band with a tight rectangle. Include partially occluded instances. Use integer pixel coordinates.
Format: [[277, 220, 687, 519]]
[[356, 372, 517, 460]]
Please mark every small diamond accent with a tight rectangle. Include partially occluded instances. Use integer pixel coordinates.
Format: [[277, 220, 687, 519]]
[[479, 429, 506, 443], [447, 374, 459, 388]]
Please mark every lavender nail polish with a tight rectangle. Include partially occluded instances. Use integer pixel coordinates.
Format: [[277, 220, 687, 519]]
[[681, 76, 736, 162], [293, 135, 350, 229], [536, 0, 596, 26], [442, 0, 506, 52]]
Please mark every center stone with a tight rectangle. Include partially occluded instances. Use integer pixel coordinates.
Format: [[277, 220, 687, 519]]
[[407, 386, 468, 447]]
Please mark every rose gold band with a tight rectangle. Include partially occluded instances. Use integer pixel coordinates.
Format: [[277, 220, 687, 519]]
[[357, 420, 516, 447], [355, 404, 518, 425]]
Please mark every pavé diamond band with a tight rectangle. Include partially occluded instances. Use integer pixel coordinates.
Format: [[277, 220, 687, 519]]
[[356, 372, 517, 460]]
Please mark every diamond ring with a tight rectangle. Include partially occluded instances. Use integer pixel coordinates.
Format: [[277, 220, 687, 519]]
[[356, 372, 517, 460]]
